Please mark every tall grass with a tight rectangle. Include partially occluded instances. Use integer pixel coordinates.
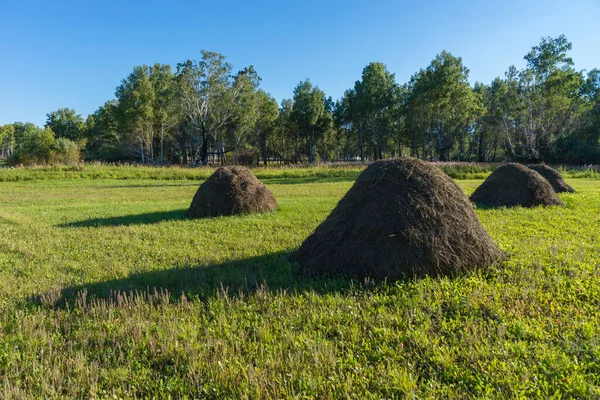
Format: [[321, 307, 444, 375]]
[[0, 161, 595, 183]]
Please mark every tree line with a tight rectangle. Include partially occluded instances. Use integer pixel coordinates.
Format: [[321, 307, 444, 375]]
[[2, 35, 599, 166]]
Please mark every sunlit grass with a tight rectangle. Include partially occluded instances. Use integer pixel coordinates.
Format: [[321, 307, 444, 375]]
[[0, 171, 598, 398]]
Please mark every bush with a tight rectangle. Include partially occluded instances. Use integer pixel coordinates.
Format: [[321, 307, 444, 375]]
[[8, 130, 81, 166], [50, 138, 81, 165]]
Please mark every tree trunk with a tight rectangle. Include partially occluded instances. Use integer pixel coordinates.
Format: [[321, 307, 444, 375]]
[[263, 136, 268, 167], [359, 126, 365, 163], [256, 130, 261, 167], [478, 130, 485, 162], [200, 131, 208, 165], [310, 125, 315, 163], [293, 134, 298, 164], [160, 125, 165, 165]]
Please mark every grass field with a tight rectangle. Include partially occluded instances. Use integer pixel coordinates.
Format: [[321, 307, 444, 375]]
[[0, 166, 598, 398]]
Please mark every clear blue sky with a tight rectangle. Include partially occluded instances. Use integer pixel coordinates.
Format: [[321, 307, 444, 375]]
[[1, 0, 599, 126]]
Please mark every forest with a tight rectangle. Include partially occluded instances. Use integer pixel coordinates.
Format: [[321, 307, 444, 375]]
[[1, 34, 599, 166]]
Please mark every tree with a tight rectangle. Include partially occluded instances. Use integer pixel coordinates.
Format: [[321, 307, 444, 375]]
[[314, 96, 337, 162], [176, 51, 260, 165], [578, 69, 600, 146], [149, 63, 178, 164], [275, 99, 296, 163], [335, 89, 361, 161], [0, 124, 15, 158], [9, 124, 56, 165], [45, 108, 85, 142], [291, 80, 325, 163], [473, 79, 507, 162], [504, 35, 585, 161], [85, 100, 122, 160], [353, 62, 397, 160], [116, 65, 156, 163], [405, 51, 483, 161], [253, 90, 279, 166]]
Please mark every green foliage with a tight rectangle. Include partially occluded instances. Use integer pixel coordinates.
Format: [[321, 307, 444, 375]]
[[45, 107, 86, 142], [8, 125, 56, 165], [253, 90, 279, 166], [405, 51, 483, 161], [84, 100, 123, 161], [501, 35, 586, 161], [176, 51, 260, 165], [0, 169, 598, 397], [0, 124, 16, 159], [290, 80, 327, 163], [4, 36, 599, 165], [353, 62, 399, 161], [5, 124, 81, 166], [50, 137, 81, 165], [115, 64, 159, 162]]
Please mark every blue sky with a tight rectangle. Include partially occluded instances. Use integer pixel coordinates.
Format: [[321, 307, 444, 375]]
[[1, 0, 599, 126]]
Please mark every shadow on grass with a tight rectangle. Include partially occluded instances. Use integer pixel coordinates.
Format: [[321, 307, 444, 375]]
[[58, 209, 189, 228], [30, 252, 362, 309]]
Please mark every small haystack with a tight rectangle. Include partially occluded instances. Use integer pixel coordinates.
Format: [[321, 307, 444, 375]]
[[470, 163, 564, 207], [295, 157, 504, 280], [529, 164, 575, 193], [186, 166, 278, 218]]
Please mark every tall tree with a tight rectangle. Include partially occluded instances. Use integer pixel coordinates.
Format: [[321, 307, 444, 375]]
[[335, 89, 361, 161], [253, 90, 279, 166], [85, 100, 121, 160], [149, 63, 178, 164], [504, 35, 585, 160], [45, 108, 85, 142], [0, 124, 15, 157], [291, 80, 325, 163], [577, 69, 600, 149], [275, 99, 296, 163], [353, 62, 397, 160], [405, 51, 482, 161], [115, 65, 156, 163], [176, 51, 260, 165]]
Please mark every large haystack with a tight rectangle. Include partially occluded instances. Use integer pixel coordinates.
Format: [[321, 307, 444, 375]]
[[186, 166, 278, 218], [529, 164, 575, 193], [470, 163, 564, 207], [295, 157, 504, 280]]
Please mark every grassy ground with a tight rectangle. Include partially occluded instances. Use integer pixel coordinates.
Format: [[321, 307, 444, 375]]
[[0, 170, 598, 398]]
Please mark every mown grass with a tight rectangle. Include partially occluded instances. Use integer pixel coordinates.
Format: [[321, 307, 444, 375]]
[[0, 169, 598, 398]]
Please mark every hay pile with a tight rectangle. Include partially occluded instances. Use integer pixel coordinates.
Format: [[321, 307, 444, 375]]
[[529, 164, 575, 193], [295, 157, 504, 280], [186, 166, 278, 218], [470, 163, 564, 207]]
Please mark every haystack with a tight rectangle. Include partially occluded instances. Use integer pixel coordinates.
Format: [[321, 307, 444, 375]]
[[186, 166, 278, 218], [295, 157, 504, 280], [470, 163, 564, 207], [529, 164, 575, 193]]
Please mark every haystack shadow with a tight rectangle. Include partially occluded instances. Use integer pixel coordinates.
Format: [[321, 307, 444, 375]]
[[58, 209, 189, 228], [31, 252, 359, 309]]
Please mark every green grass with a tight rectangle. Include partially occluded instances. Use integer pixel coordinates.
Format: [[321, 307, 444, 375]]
[[0, 169, 599, 398], [0, 164, 366, 182], [0, 162, 596, 183]]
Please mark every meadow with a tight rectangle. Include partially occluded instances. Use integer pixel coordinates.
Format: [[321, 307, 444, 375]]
[[0, 165, 598, 398]]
